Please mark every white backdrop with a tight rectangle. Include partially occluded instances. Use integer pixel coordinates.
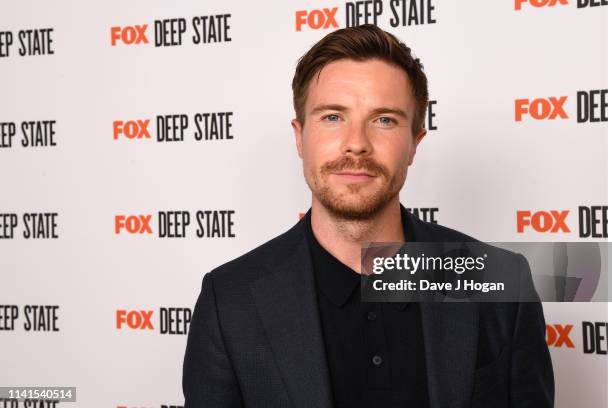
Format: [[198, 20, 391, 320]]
[[0, 1, 608, 407]]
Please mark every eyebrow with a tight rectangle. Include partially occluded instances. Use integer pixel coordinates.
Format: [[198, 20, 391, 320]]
[[310, 104, 348, 115], [309, 104, 409, 119], [370, 107, 409, 119]]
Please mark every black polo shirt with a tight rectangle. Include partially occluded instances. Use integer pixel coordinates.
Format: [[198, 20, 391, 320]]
[[304, 211, 430, 408]]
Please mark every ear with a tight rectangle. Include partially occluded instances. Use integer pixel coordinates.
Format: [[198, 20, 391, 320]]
[[291, 119, 304, 159], [407, 127, 427, 166]]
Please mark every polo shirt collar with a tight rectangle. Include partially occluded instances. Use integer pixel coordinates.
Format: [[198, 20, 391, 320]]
[[303, 205, 412, 310]]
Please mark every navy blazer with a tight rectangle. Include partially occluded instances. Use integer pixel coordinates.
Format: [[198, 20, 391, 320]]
[[183, 204, 555, 408]]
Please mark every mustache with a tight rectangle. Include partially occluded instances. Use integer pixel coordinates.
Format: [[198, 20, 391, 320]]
[[321, 156, 388, 177]]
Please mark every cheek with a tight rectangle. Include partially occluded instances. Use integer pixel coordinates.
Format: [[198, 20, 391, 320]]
[[300, 138, 323, 180], [302, 131, 339, 168], [380, 138, 412, 168]]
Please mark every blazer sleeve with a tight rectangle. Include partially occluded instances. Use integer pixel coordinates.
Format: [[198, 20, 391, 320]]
[[183, 271, 244, 408], [510, 253, 555, 408]]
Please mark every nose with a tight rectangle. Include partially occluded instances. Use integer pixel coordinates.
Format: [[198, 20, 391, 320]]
[[341, 119, 373, 157]]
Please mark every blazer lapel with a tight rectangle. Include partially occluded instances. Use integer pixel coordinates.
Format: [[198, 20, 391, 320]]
[[249, 215, 333, 408], [402, 204, 480, 408]]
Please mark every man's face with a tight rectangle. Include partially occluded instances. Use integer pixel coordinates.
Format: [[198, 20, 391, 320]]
[[292, 58, 427, 220]]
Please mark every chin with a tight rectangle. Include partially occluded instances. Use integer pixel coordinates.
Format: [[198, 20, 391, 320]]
[[320, 193, 392, 221]]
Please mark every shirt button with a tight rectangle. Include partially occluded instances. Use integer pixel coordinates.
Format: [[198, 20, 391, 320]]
[[372, 355, 383, 366], [367, 311, 377, 321]]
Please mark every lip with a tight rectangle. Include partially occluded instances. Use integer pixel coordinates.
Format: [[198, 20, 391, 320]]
[[333, 172, 376, 182], [336, 171, 374, 176]]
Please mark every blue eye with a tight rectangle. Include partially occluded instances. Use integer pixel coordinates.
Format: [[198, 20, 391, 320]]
[[325, 114, 340, 122], [377, 117, 395, 126]]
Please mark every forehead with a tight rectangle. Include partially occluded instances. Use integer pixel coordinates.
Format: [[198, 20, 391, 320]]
[[306, 58, 413, 110]]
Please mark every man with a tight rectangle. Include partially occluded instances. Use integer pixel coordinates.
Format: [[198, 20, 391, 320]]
[[183, 24, 554, 408]]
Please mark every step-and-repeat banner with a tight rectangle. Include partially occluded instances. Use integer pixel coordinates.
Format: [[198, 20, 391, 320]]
[[0, 1, 608, 407]]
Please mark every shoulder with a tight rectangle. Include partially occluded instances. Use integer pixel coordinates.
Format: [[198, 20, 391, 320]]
[[205, 217, 305, 286], [405, 209, 479, 243], [405, 210, 525, 267], [422, 221, 479, 242]]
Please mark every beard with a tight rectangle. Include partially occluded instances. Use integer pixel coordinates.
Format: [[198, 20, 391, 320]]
[[307, 155, 407, 221]]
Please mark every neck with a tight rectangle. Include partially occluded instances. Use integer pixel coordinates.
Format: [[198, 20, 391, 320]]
[[310, 197, 405, 274]]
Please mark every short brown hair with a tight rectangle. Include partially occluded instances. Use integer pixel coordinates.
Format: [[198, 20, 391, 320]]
[[292, 24, 428, 137]]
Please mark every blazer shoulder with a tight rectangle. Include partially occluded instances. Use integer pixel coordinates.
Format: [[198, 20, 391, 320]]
[[407, 211, 480, 243], [414, 216, 527, 260], [407, 211, 527, 261], [207, 217, 305, 285]]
